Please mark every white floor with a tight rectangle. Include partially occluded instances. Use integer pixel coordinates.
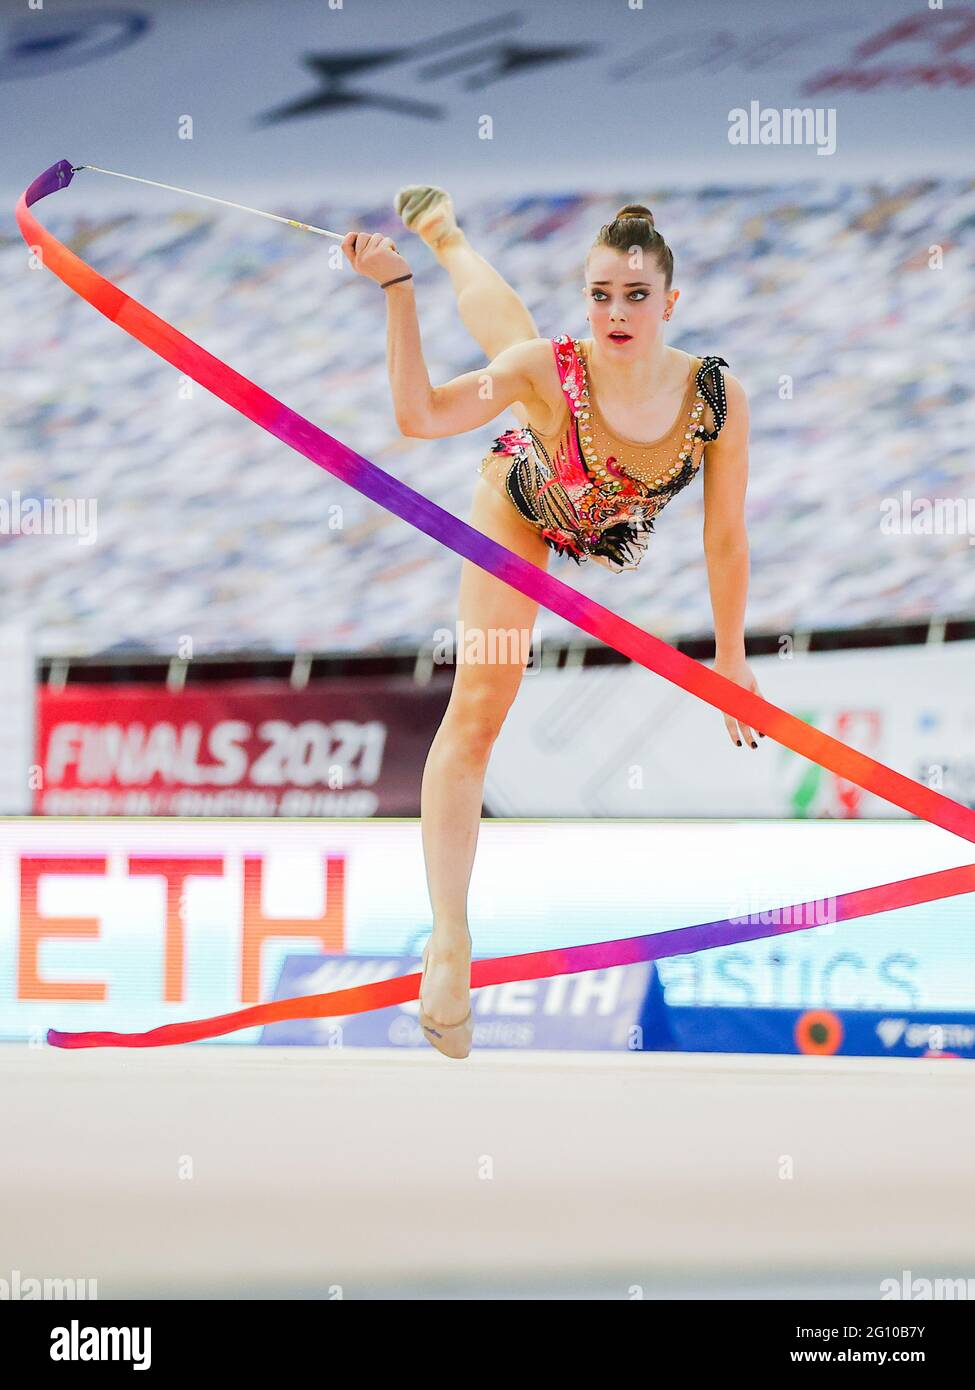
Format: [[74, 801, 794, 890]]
[[2, 1044, 973, 1299]]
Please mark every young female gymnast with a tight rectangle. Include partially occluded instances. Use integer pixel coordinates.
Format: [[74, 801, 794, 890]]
[[341, 189, 762, 1058]]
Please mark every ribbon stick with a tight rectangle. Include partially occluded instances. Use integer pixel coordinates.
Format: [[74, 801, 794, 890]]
[[18, 160, 975, 1049], [70, 163, 345, 239]]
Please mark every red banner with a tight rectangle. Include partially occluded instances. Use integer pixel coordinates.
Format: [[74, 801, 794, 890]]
[[35, 679, 450, 816]]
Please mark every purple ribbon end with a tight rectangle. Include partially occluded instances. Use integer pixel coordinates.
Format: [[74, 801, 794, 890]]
[[24, 159, 76, 209]]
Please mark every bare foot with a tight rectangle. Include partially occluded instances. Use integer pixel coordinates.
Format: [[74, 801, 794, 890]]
[[420, 933, 472, 1028], [393, 184, 464, 257]]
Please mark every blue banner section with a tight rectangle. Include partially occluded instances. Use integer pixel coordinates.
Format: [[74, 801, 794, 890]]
[[666, 1006, 975, 1059], [261, 952, 975, 1058], [260, 952, 660, 1050]]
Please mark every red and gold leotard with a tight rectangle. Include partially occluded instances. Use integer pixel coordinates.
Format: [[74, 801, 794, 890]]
[[477, 334, 729, 572]]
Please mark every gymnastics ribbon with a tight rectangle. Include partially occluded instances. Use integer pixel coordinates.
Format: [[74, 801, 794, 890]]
[[17, 160, 975, 1050]]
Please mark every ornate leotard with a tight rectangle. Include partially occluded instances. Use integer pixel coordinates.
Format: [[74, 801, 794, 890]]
[[477, 334, 730, 572]]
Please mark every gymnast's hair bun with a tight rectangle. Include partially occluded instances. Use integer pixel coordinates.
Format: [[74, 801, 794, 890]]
[[592, 203, 672, 287], [613, 204, 655, 226]]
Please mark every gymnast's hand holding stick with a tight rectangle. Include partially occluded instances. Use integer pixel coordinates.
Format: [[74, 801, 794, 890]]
[[340, 230, 413, 290]]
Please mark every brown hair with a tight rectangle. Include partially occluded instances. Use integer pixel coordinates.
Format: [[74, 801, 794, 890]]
[[590, 203, 674, 290]]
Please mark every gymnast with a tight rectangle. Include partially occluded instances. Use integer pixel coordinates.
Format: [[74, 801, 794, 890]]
[[341, 189, 763, 1058]]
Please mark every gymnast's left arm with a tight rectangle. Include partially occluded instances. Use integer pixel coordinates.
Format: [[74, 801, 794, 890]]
[[700, 373, 764, 750]]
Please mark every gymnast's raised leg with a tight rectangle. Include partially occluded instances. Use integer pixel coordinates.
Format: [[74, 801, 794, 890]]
[[395, 185, 540, 422]]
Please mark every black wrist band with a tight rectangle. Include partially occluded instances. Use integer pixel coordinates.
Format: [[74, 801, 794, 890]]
[[381, 272, 413, 290]]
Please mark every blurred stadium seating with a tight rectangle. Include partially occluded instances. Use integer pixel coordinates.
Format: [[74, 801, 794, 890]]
[[4, 177, 974, 657]]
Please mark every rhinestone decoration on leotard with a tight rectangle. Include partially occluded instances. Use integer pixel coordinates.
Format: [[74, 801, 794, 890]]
[[478, 336, 731, 572], [693, 356, 730, 441], [575, 339, 703, 490], [552, 336, 730, 494]]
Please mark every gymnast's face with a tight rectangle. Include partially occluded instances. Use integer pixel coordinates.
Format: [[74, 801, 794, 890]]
[[583, 246, 677, 353]]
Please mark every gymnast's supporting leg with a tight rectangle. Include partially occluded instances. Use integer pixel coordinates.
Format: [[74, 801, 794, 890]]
[[395, 185, 540, 424], [418, 477, 551, 1030]]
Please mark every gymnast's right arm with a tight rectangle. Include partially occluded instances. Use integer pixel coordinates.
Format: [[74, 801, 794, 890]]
[[395, 340, 539, 439], [341, 229, 539, 439]]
